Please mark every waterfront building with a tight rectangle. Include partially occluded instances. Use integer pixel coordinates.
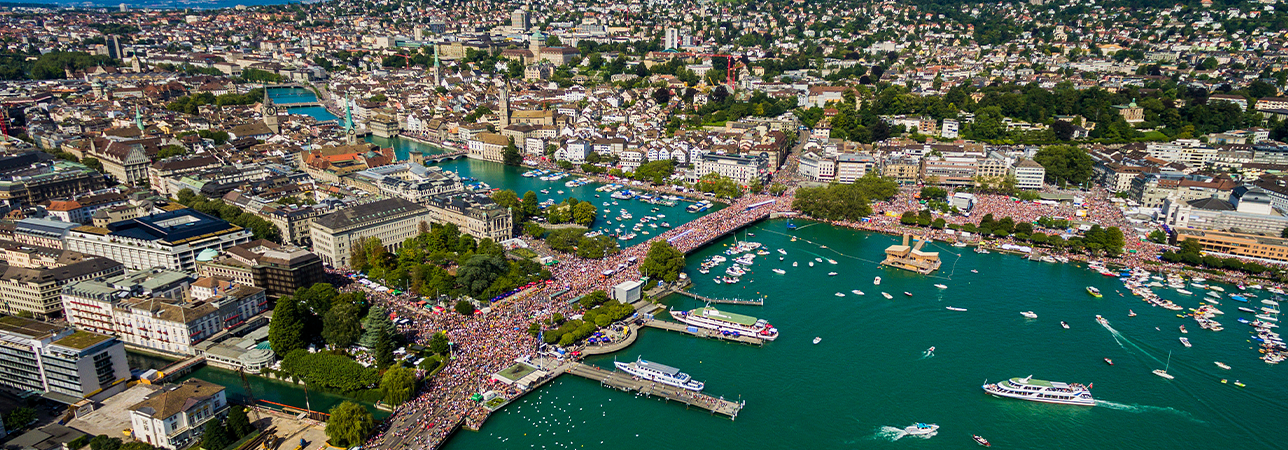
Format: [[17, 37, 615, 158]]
[[0, 315, 131, 404], [467, 132, 511, 163], [1173, 228, 1288, 264], [310, 198, 431, 268], [347, 163, 464, 204], [881, 234, 942, 274], [128, 379, 229, 450], [693, 153, 768, 185], [424, 193, 514, 242], [195, 240, 324, 297], [921, 155, 978, 188], [1144, 140, 1218, 166], [834, 153, 876, 183], [1011, 159, 1046, 190], [1161, 187, 1288, 236], [61, 269, 267, 356], [65, 209, 254, 272]]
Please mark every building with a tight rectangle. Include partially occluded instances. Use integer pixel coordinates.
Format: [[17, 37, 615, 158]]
[[65, 209, 254, 272], [467, 132, 511, 163], [612, 280, 643, 303], [0, 255, 125, 320], [1011, 159, 1046, 190], [310, 198, 431, 268], [921, 156, 977, 187], [1145, 140, 1218, 166], [195, 240, 324, 297], [941, 119, 959, 139], [0, 160, 107, 209], [1173, 228, 1288, 264], [1114, 99, 1145, 123], [511, 8, 530, 30], [347, 163, 464, 205], [423, 193, 514, 242], [0, 315, 130, 404], [128, 379, 229, 450], [693, 153, 768, 185], [834, 153, 875, 183], [880, 234, 942, 274], [1161, 187, 1288, 236], [61, 270, 268, 356], [13, 218, 79, 249]]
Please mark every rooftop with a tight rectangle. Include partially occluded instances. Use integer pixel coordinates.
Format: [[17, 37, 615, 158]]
[[52, 330, 112, 350], [0, 315, 61, 339]]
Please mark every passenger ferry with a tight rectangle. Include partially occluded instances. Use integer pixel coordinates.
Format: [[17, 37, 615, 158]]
[[671, 306, 779, 340], [982, 375, 1095, 406], [614, 357, 705, 391]]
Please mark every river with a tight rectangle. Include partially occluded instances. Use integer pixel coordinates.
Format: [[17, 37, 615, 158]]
[[443, 218, 1287, 450]]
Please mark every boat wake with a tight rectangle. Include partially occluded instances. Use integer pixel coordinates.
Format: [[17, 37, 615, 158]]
[[1093, 400, 1203, 422], [873, 426, 936, 441], [920, 350, 935, 360]]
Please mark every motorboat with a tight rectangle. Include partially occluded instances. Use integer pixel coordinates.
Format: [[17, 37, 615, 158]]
[[772, 269, 786, 275], [792, 262, 798, 267], [881, 292, 894, 299], [1179, 325, 1188, 334], [1096, 315, 1109, 326], [1215, 361, 1231, 370], [828, 272, 838, 276], [1129, 310, 1137, 317], [935, 284, 948, 289], [1180, 337, 1191, 347], [835, 292, 846, 297], [1021, 311, 1038, 319], [813, 337, 822, 345], [1177, 289, 1193, 295], [1061, 321, 1070, 329], [903, 423, 939, 437], [1087, 286, 1103, 297], [809, 261, 814, 267], [904, 292, 913, 297], [946, 307, 967, 312], [1104, 358, 1114, 365], [973, 435, 991, 447], [981, 376, 1093, 405], [852, 290, 865, 296], [874, 276, 882, 285]]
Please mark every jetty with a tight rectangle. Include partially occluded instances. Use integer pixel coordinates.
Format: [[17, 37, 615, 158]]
[[880, 233, 942, 274], [671, 289, 763, 306], [641, 319, 764, 346], [565, 363, 744, 419]]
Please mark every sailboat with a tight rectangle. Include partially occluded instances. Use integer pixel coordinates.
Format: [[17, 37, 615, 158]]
[[1153, 351, 1175, 379]]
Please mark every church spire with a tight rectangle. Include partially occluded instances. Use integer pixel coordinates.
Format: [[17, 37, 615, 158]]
[[135, 106, 144, 132]]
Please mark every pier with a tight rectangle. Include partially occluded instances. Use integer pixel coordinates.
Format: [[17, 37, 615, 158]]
[[641, 319, 765, 346], [564, 363, 744, 419], [671, 289, 763, 306]]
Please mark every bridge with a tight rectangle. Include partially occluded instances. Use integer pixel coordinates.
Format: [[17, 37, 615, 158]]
[[155, 355, 205, 382], [423, 150, 468, 164], [564, 362, 743, 419], [275, 101, 322, 108], [671, 289, 763, 306]]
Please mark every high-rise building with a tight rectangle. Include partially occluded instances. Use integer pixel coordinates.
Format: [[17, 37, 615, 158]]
[[511, 8, 531, 31], [0, 315, 131, 404], [665, 28, 680, 50]]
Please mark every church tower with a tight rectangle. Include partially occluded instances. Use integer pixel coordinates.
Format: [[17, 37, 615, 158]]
[[499, 81, 511, 128], [343, 96, 357, 145], [262, 87, 280, 134], [433, 45, 442, 86]]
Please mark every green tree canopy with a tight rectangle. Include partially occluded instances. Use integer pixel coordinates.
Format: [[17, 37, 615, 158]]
[[641, 241, 685, 282], [268, 296, 307, 354], [381, 367, 417, 406], [322, 302, 363, 348], [1033, 145, 1094, 187], [325, 402, 374, 448]]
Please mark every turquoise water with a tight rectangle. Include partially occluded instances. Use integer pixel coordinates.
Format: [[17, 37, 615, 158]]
[[445, 219, 1288, 450], [127, 351, 388, 418], [366, 135, 448, 161], [268, 88, 339, 122], [427, 158, 722, 247]]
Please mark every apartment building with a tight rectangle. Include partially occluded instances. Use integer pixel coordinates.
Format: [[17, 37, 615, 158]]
[[0, 315, 130, 404]]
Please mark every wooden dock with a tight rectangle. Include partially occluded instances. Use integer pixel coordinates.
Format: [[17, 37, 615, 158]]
[[642, 319, 764, 346], [565, 363, 744, 419], [671, 289, 763, 306]]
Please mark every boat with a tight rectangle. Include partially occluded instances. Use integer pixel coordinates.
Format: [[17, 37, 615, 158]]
[[777, 248, 787, 255], [670, 306, 778, 340], [614, 357, 705, 391], [904, 291, 913, 297], [814, 257, 823, 263], [1180, 337, 1191, 347], [1096, 315, 1109, 326], [935, 284, 948, 289], [772, 269, 786, 275], [981, 375, 1095, 406], [1239, 307, 1257, 313], [1215, 361, 1231, 370], [1128, 310, 1137, 317], [1021, 311, 1038, 319], [903, 423, 939, 437], [953, 242, 969, 248], [809, 261, 814, 267], [971, 269, 978, 273], [1234, 380, 1245, 387], [792, 262, 798, 267], [835, 292, 846, 297], [946, 307, 967, 312], [1087, 286, 1103, 297], [874, 276, 882, 285], [1177, 289, 1193, 295], [1230, 294, 1248, 302], [973, 435, 991, 447], [812, 337, 822, 345], [881, 292, 894, 299], [828, 272, 838, 276], [852, 290, 864, 296], [1180, 325, 1188, 334], [926, 346, 935, 354], [1061, 321, 1070, 329], [827, 259, 837, 265], [1154, 351, 1175, 379], [1104, 358, 1114, 365]]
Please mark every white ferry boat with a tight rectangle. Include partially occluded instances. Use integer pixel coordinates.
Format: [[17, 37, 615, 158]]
[[614, 358, 705, 391], [671, 306, 779, 340], [982, 375, 1094, 406]]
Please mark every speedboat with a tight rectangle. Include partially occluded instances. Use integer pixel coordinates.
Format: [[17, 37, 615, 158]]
[[1096, 315, 1109, 326], [903, 423, 938, 437], [1087, 286, 1102, 297], [874, 276, 882, 285], [813, 337, 822, 345], [1104, 358, 1114, 365], [1061, 321, 1070, 329], [1179, 325, 1187, 334], [835, 292, 846, 297], [1215, 361, 1231, 370], [881, 292, 894, 299], [973, 435, 991, 447], [828, 272, 838, 276], [772, 269, 786, 275], [935, 284, 948, 289], [1021, 311, 1038, 319], [904, 291, 913, 297], [946, 307, 967, 312], [1180, 337, 1191, 347], [852, 290, 864, 296], [1177, 289, 1193, 295]]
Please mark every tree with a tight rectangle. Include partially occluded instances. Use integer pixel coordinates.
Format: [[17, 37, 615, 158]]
[[503, 137, 523, 166], [652, 87, 671, 105], [381, 367, 417, 406], [427, 331, 449, 355], [1051, 120, 1076, 141], [457, 254, 507, 297], [373, 328, 394, 369], [3, 407, 36, 431], [89, 436, 122, 450], [641, 241, 685, 282], [268, 296, 307, 354], [156, 145, 188, 159], [325, 402, 374, 448], [322, 302, 362, 348], [225, 406, 253, 439], [571, 202, 597, 227], [199, 420, 229, 450], [1033, 145, 1093, 187], [81, 157, 103, 173], [521, 191, 540, 218], [455, 300, 475, 316], [118, 443, 157, 450], [358, 307, 394, 348], [1149, 230, 1168, 243]]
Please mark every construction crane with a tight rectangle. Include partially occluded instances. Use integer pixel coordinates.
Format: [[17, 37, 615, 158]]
[[673, 52, 746, 90]]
